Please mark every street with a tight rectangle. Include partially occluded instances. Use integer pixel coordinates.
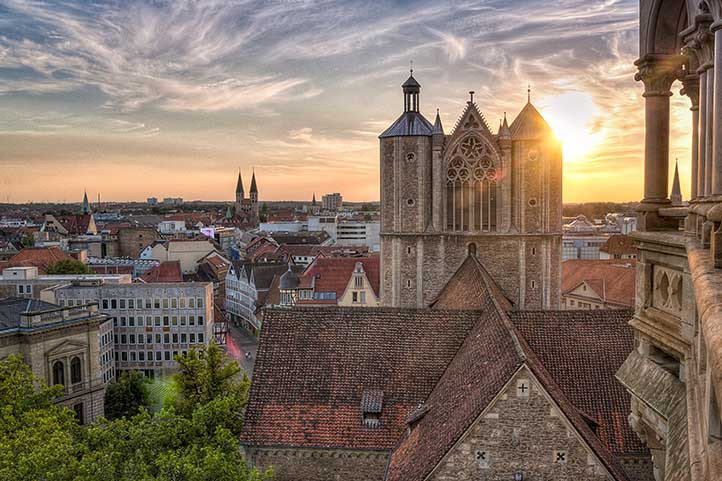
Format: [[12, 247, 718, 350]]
[[224, 321, 259, 378]]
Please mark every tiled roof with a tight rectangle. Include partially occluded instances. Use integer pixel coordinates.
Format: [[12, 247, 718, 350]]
[[600, 234, 638, 256], [300, 255, 380, 298], [0, 297, 60, 330], [430, 255, 512, 310], [139, 261, 183, 283], [379, 111, 434, 138], [56, 214, 93, 235], [509, 309, 645, 456], [562, 259, 636, 307], [240, 307, 480, 450], [6, 247, 74, 273]]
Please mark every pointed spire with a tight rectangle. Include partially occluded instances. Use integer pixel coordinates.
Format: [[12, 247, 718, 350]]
[[498, 111, 511, 140], [671, 158, 682, 205], [225, 205, 233, 219], [236, 169, 244, 195], [312, 192, 317, 205], [250, 169, 258, 194], [81, 189, 91, 214], [432, 108, 444, 135]]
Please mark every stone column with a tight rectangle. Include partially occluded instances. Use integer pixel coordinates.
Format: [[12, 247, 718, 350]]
[[713, 21, 722, 195], [699, 69, 708, 197], [681, 74, 700, 199], [634, 54, 684, 230], [706, 63, 714, 195]]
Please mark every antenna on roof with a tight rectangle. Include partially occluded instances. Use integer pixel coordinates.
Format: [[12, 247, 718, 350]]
[[469, 90, 474, 103]]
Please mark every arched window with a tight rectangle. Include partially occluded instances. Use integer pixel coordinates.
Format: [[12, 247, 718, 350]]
[[52, 360, 65, 386], [468, 243, 477, 257], [446, 136, 497, 232], [70, 357, 82, 384]]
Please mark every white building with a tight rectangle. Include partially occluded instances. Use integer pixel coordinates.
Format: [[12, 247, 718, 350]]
[[158, 220, 187, 234], [336, 220, 380, 251], [321, 193, 343, 211], [45, 280, 213, 378], [0, 266, 131, 299], [562, 234, 610, 260]]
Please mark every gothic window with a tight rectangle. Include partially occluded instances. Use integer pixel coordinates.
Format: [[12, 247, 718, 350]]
[[70, 357, 82, 384], [468, 243, 477, 257], [446, 136, 497, 232], [52, 360, 64, 386]]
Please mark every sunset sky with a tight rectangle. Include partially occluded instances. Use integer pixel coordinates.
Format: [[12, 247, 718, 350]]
[[0, 0, 692, 203]]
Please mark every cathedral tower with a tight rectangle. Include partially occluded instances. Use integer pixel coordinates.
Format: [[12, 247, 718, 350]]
[[379, 75, 562, 309]]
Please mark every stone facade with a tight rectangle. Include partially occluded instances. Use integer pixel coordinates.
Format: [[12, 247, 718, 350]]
[[117, 227, 159, 258], [429, 366, 611, 481], [0, 300, 112, 424], [380, 79, 562, 308], [246, 447, 388, 481]]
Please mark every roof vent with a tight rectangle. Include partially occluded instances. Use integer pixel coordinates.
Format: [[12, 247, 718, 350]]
[[361, 389, 383, 428], [405, 402, 430, 428]]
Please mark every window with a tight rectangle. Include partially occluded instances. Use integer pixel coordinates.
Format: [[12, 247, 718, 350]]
[[119, 299, 126, 309], [17, 285, 24, 294], [154, 316, 161, 326], [129, 334, 136, 344], [130, 352, 136, 362], [198, 333, 204, 343], [181, 333, 187, 343], [121, 352, 127, 361], [70, 357, 81, 384], [406, 280, 412, 288], [172, 316, 178, 326], [164, 351, 171, 361], [446, 136, 497, 232], [128, 299, 134, 309], [155, 334, 161, 344], [353, 292, 358, 303], [73, 403, 84, 425], [121, 334, 127, 344], [190, 333, 196, 343], [173, 333, 178, 343], [171, 298, 177, 308], [407, 246, 412, 255], [197, 298, 203, 308], [198, 316, 204, 325], [164, 334, 169, 344], [111, 299, 117, 309], [187, 316, 192, 326], [129, 316, 135, 327], [360, 291, 366, 303], [179, 298, 186, 308], [139, 352, 145, 361], [155, 351, 162, 361], [163, 316, 169, 326], [354, 276, 363, 288], [468, 243, 477, 257], [154, 298, 160, 309], [146, 334, 152, 344], [102, 299, 109, 309], [189, 298, 195, 308], [120, 317, 126, 327], [163, 299, 169, 309]]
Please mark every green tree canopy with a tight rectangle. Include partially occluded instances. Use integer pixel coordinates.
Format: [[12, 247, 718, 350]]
[[103, 370, 151, 421], [46, 259, 92, 275]]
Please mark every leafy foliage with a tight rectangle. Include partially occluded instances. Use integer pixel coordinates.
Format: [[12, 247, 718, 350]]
[[103, 370, 151, 420], [46, 259, 92, 275], [0, 351, 269, 481]]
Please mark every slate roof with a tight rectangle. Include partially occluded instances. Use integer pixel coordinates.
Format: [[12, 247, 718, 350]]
[[240, 307, 480, 450], [379, 112, 434, 138], [509, 101, 554, 139], [55, 214, 93, 235], [0, 297, 60, 330], [562, 259, 636, 307]]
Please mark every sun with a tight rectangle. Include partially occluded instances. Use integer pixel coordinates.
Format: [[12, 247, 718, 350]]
[[538, 92, 603, 163]]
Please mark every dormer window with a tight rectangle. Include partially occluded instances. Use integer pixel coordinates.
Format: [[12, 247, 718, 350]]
[[361, 389, 383, 428]]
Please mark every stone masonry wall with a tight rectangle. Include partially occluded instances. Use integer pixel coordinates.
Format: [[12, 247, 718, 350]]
[[248, 447, 389, 481], [429, 367, 611, 481]]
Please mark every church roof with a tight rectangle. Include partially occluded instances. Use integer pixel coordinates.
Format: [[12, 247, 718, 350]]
[[430, 254, 513, 310], [432, 109, 444, 135], [240, 307, 480, 450], [236, 172, 244, 194], [509, 101, 554, 139], [402, 74, 421, 89], [379, 111, 434, 138], [250, 171, 258, 194], [448, 101, 493, 140]]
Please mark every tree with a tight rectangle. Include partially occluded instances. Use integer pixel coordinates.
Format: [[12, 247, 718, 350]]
[[173, 342, 249, 431], [103, 370, 150, 421], [46, 259, 92, 275], [0, 355, 82, 481]]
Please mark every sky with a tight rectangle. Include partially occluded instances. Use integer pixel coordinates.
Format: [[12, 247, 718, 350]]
[[0, 0, 693, 203]]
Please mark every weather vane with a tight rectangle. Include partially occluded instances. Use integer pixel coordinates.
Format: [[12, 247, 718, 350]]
[[410, 59, 413, 74]]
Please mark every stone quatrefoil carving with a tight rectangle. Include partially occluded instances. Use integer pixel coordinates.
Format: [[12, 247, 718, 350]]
[[653, 267, 683, 314]]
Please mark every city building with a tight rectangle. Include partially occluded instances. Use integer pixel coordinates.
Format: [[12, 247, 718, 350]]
[[162, 197, 183, 206], [0, 298, 114, 424], [147, 197, 158, 205], [87, 257, 159, 277], [613, 2, 722, 480], [2, 246, 75, 273], [294, 255, 380, 307], [562, 233, 611, 260], [561, 260, 636, 310], [143, 239, 217, 274], [0, 266, 131, 299], [600, 234, 638, 260], [321, 192, 343, 211], [117, 226, 160, 258], [158, 219, 187, 234], [379, 74, 562, 309], [241, 254, 649, 480], [44, 280, 213, 378], [336, 219, 381, 251]]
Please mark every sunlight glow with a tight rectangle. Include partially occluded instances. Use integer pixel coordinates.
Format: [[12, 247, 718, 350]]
[[539, 92, 603, 164]]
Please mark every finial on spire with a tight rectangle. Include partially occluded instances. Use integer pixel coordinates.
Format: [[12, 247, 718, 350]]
[[469, 90, 475, 103], [410, 59, 413, 75], [527, 84, 531, 103]]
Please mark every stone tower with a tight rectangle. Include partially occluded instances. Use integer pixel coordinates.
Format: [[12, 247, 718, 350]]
[[235, 171, 244, 207], [379, 73, 562, 309], [233, 170, 260, 224]]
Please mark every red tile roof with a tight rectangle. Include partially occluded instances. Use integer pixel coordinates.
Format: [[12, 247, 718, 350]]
[[240, 307, 480, 450], [431, 255, 513, 310], [509, 309, 644, 457], [299, 255, 380, 298], [600, 234, 638, 256], [139, 261, 183, 282], [55, 214, 93, 235], [562, 259, 636, 307], [6, 247, 74, 273]]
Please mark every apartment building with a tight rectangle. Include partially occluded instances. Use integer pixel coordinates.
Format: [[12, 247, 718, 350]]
[[45, 280, 213, 378]]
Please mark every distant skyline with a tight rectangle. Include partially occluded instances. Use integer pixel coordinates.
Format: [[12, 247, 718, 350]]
[[0, 0, 692, 203]]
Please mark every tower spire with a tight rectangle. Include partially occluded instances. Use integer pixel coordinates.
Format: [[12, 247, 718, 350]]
[[236, 168, 244, 196], [402, 67, 421, 113], [250, 169, 258, 194], [81, 189, 91, 215], [671, 158, 682, 205]]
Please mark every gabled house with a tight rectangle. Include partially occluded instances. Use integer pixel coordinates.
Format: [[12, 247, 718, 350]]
[[562, 260, 636, 310]]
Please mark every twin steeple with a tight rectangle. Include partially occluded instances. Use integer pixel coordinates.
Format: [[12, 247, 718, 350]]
[[235, 170, 258, 196]]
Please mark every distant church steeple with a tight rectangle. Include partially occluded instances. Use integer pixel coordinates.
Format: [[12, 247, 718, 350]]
[[81, 190, 91, 215], [671, 159, 683, 205], [236, 170, 244, 197]]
